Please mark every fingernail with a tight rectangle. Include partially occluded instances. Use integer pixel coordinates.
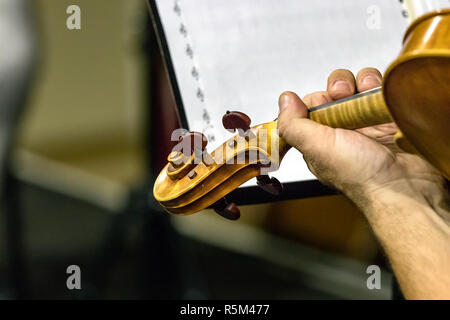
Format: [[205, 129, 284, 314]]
[[362, 74, 381, 87], [331, 80, 352, 92], [278, 92, 291, 113]]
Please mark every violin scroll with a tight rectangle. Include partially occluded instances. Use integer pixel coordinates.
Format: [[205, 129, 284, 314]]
[[153, 110, 291, 219], [167, 131, 211, 180]]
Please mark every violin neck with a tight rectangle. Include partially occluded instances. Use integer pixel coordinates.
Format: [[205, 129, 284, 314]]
[[308, 87, 393, 129]]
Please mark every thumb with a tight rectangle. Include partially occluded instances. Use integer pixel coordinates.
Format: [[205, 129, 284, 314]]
[[277, 91, 333, 157]]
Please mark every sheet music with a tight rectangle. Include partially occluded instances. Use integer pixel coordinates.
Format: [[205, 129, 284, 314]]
[[154, 0, 443, 187]]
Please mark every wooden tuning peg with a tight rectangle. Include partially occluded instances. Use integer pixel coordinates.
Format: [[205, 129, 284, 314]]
[[222, 111, 251, 135], [256, 175, 283, 195], [211, 197, 240, 220], [176, 131, 208, 156]]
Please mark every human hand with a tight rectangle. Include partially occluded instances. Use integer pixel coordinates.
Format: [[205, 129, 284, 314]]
[[278, 68, 450, 299], [277, 68, 446, 205]]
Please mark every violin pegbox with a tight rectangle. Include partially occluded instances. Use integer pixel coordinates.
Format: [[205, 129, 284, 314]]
[[222, 111, 283, 195], [153, 110, 291, 220], [209, 111, 284, 220], [167, 131, 214, 181]]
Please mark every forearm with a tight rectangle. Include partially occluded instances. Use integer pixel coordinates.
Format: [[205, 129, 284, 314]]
[[346, 180, 450, 299]]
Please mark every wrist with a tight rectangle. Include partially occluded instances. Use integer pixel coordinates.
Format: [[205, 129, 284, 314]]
[[343, 177, 450, 227], [343, 170, 446, 205]]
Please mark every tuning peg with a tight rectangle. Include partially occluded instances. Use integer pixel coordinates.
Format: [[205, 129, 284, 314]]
[[256, 175, 283, 195], [212, 197, 240, 220], [222, 111, 251, 135], [177, 131, 207, 156]]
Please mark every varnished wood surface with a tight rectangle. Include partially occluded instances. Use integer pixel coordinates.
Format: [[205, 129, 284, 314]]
[[309, 87, 393, 129], [154, 121, 291, 214], [384, 9, 450, 178]]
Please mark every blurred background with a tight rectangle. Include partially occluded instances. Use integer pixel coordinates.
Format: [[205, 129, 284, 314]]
[[0, 0, 393, 299]]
